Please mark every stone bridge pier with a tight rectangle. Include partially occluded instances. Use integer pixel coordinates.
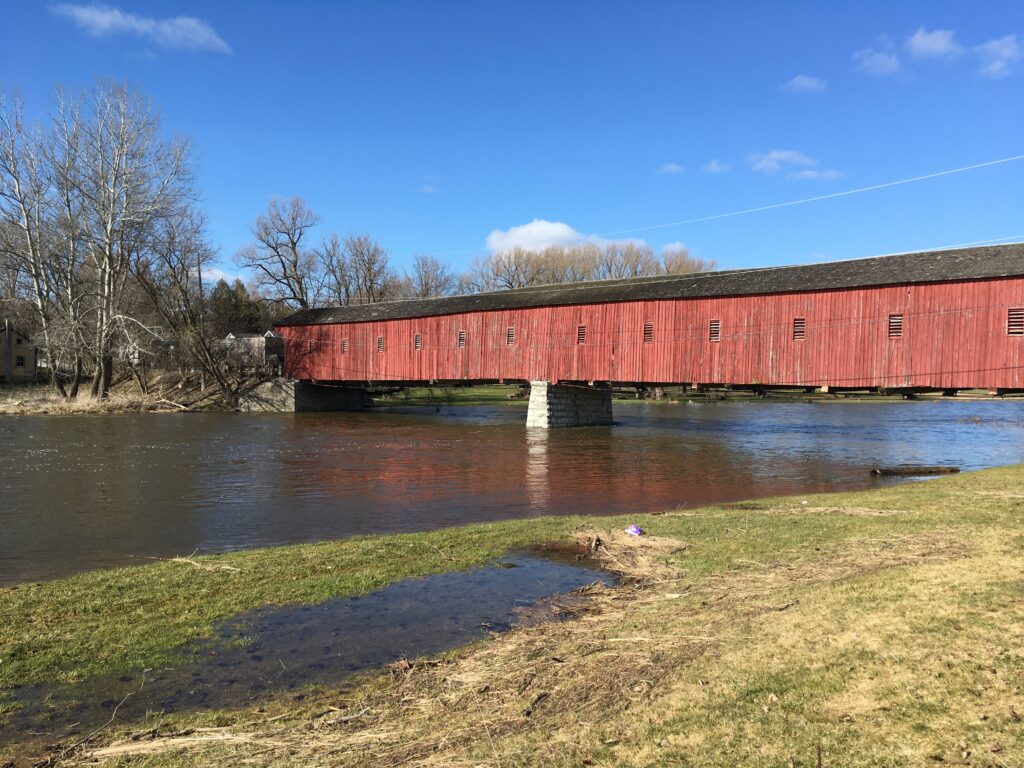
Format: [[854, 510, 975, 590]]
[[525, 381, 613, 428]]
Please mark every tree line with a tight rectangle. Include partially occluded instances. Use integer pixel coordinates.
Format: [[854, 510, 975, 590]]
[[239, 196, 715, 308], [1, 82, 716, 404]]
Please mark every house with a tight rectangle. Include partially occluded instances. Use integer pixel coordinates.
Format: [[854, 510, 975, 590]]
[[223, 331, 284, 371], [1, 319, 37, 383]]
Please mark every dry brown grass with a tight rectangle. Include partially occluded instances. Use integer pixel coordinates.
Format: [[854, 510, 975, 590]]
[[73, 527, 1005, 768], [0, 388, 165, 415], [0, 374, 234, 415]]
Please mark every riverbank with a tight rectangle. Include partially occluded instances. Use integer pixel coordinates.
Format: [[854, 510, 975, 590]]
[[2, 465, 1022, 765], [0, 377, 235, 415], [5, 380, 1014, 415]]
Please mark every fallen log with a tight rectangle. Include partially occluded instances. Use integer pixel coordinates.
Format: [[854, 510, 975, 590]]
[[870, 466, 960, 477]]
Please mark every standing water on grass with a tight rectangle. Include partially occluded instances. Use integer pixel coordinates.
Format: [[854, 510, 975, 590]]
[[2, 552, 613, 744], [1, 399, 1023, 584]]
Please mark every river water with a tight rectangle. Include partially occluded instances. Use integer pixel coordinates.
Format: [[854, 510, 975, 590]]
[[2, 400, 1023, 585]]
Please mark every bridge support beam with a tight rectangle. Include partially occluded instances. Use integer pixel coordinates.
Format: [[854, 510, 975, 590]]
[[526, 381, 613, 428], [239, 378, 368, 412]]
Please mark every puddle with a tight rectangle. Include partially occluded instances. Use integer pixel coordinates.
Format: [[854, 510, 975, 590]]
[[3, 553, 612, 749]]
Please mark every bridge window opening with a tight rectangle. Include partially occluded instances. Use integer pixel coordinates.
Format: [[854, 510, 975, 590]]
[[793, 317, 806, 340], [506, 326, 515, 346], [709, 320, 720, 342], [643, 322, 654, 344], [457, 330, 466, 348], [1009, 308, 1024, 336], [307, 340, 315, 352], [888, 314, 904, 338], [576, 325, 587, 345], [414, 333, 422, 350], [341, 339, 349, 353], [377, 336, 384, 352]]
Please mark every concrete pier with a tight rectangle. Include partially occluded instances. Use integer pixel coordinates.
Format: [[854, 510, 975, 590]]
[[525, 381, 613, 428], [239, 378, 369, 412]]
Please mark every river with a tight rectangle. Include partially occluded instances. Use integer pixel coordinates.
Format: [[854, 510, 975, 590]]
[[2, 399, 1022, 585]]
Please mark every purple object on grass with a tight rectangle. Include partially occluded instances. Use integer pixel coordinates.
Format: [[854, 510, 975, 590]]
[[624, 525, 644, 536]]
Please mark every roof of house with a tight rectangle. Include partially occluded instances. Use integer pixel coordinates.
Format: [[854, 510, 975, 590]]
[[2, 319, 33, 341], [225, 331, 282, 339], [276, 242, 1024, 327]]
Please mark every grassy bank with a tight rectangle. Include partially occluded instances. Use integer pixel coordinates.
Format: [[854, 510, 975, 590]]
[[2, 466, 1023, 765]]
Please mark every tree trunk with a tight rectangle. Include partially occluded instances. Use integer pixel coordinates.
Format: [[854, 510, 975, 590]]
[[68, 357, 82, 399], [128, 359, 148, 395], [99, 355, 113, 399], [49, 352, 69, 399], [90, 361, 101, 398]]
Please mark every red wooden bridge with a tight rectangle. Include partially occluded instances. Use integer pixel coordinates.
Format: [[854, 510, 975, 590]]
[[276, 244, 1024, 425]]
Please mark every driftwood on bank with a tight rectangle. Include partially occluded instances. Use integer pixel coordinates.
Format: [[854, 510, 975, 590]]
[[870, 466, 960, 477]]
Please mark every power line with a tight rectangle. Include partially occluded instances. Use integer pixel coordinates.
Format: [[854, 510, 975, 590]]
[[594, 154, 1024, 238], [397, 153, 1024, 261]]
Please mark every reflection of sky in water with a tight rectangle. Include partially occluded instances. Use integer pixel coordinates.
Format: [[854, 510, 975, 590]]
[[4, 554, 611, 742], [1, 400, 1022, 584]]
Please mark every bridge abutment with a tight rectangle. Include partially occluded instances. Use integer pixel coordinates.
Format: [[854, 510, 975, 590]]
[[526, 381, 613, 428], [239, 378, 368, 412]]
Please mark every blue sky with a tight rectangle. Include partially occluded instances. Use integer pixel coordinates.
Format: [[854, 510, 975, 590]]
[[4, 1, 1024, 280]]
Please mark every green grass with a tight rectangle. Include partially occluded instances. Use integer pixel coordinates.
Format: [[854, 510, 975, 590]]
[[373, 384, 527, 406]]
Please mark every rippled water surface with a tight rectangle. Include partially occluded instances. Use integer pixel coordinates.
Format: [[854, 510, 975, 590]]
[[2, 399, 1023, 584]]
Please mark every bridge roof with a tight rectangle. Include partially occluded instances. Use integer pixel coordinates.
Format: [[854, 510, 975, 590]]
[[277, 242, 1024, 326]]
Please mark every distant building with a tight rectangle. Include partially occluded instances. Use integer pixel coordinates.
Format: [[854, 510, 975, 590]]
[[223, 331, 284, 372], [1, 319, 37, 383]]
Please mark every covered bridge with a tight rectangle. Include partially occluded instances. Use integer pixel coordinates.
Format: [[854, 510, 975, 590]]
[[276, 243, 1024, 425]]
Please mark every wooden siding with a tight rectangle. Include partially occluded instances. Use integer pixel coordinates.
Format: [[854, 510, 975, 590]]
[[279, 277, 1024, 389]]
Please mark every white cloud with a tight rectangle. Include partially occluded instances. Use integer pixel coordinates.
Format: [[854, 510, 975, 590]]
[[657, 162, 685, 175], [661, 241, 688, 254], [906, 27, 962, 58], [783, 75, 827, 93], [975, 34, 1021, 78], [748, 150, 841, 181], [485, 219, 650, 252], [51, 3, 231, 53], [204, 266, 242, 284], [788, 168, 843, 181], [701, 159, 732, 174], [853, 47, 900, 76], [486, 219, 587, 252], [421, 184, 438, 194], [748, 149, 816, 175]]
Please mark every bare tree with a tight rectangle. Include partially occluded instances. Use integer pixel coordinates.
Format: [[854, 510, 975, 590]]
[[45, 89, 90, 396], [236, 197, 323, 309], [661, 244, 716, 274], [132, 208, 238, 407], [402, 253, 456, 298], [594, 242, 660, 279], [343, 233, 397, 303], [70, 82, 195, 398], [319, 232, 355, 306], [0, 93, 69, 394]]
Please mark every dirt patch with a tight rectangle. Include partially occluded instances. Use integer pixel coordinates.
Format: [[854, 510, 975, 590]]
[[798, 505, 910, 517], [74, 530, 970, 767]]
